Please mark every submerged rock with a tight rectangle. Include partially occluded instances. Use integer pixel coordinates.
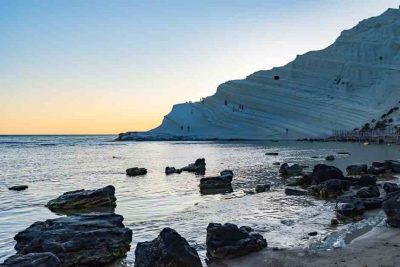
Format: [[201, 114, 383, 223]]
[[279, 163, 304, 176], [165, 167, 182, 175], [0, 252, 61, 267], [126, 167, 147, 176], [134, 228, 202, 267], [13, 213, 132, 267], [181, 158, 206, 175], [285, 187, 308, 196], [206, 223, 267, 259], [8, 185, 28, 191], [265, 152, 279, 156], [383, 191, 400, 227], [311, 164, 344, 184], [325, 155, 335, 161], [45, 185, 116, 213], [255, 184, 271, 193], [346, 164, 368, 176]]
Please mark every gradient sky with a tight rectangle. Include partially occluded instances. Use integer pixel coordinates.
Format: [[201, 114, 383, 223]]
[[1, 0, 398, 134]]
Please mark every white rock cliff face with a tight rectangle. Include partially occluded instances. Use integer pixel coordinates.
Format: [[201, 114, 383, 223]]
[[119, 8, 400, 141]]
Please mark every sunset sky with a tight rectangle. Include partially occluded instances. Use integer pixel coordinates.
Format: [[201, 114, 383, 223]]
[[1, 0, 398, 134]]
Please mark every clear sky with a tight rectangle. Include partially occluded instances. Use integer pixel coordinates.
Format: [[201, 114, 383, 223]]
[[1, 0, 398, 134]]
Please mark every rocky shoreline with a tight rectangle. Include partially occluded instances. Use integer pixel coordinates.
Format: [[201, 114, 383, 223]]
[[2, 153, 400, 266]]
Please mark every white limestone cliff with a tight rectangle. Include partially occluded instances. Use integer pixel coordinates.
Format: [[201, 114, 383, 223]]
[[119, 8, 400, 141]]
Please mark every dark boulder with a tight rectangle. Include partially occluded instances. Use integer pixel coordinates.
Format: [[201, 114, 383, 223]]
[[279, 163, 304, 176], [312, 179, 347, 198], [356, 186, 380, 198], [285, 187, 308, 196], [126, 167, 147, 176], [311, 164, 344, 185], [359, 197, 384, 210], [384, 160, 400, 173], [0, 252, 61, 267], [200, 176, 233, 195], [8, 185, 28, 191], [181, 158, 206, 175], [357, 176, 377, 187], [165, 167, 182, 175], [346, 164, 368, 176], [134, 228, 202, 267], [336, 199, 365, 219], [272, 162, 281, 166], [325, 155, 335, 161], [383, 182, 400, 194], [206, 223, 267, 259], [45, 185, 116, 213], [383, 191, 400, 227], [372, 162, 385, 168], [13, 213, 132, 267], [368, 166, 387, 175], [255, 184, 271, 193]]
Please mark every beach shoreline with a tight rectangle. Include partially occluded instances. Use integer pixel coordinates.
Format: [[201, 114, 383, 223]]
[[219, 223, 400, 267]]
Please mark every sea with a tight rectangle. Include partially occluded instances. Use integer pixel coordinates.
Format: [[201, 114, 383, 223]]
[[0, 135, 399, 266]]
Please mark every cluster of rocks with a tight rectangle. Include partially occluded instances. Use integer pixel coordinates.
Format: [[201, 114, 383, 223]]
[[134, 223, 267, 267], [281, 160, 400, 226], [1, 185, 133, 267], [165, 158, 206, 175]]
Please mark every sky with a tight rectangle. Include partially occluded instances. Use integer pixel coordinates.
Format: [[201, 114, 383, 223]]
[[0, 0, 398, 134]]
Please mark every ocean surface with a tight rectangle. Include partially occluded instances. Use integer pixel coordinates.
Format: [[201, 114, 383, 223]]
[[0, 135, 399, 266]]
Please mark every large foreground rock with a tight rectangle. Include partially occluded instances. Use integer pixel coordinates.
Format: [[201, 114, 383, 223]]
[[46, 185, 116, 213], [206, 223, 267, 259], [0, 252, 61, 267], [134, 228, 202, 267], [383, 191, 400, 227], [311, 164, 344, 184], [13, 213, 132, 267]]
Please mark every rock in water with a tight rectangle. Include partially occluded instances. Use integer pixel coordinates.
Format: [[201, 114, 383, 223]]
[[279, 163, 304, 176], [199, 175, 233, 195], [383, 182, 400, 193], [165, 167, 182, 175], [357, 176, 377, 187], [206, 223, 267, 259], [346, 164, 368, 176], [356, 186, 380, 198], [311, 179, 347, 198], [285, 187, 309, 196], [181, 158, 206, 175], [117, 9, 400, 141], [383, 191, 400, 227], [126, 167, 147, 176], [336, 199, 365, 219], [325, 155, 335, 161], [45, 185, 116, 213], [311, 164, 344, 184], [220, 169, 234, 179], [0, 252, 61, 267], [255, 184, 271, 193], [13, 213, 132, 267], [8, 185, 28, 191], [134, 228, 202, 267]]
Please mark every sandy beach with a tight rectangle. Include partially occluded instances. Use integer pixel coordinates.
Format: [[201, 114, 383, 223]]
[[219, 223, 400, 267]]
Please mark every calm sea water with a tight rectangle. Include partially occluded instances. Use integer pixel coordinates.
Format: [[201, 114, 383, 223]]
[[0, 135, 399, 265]]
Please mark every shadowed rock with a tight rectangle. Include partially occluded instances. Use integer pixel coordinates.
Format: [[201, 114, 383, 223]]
[[346, 164, 368, 176], [200, 175, 233, 195], [255, 184, 271, 193], [181, 158, 206, 175], [356, 186, 380, 198], [13, 213, 132, 267], [336, 198, 365, 219], [357, 176, 377, 187], [383, 182, 400, 193], [325, 155, 335, 161], [134, 228, 202, 267], [0, 252, 61, 267], [126, 167, 147, 176], [279, 163, 304, 177], [206, 223, 267, 259], [220, 170, 233, 179], [8, 185, 28, 191], [165, 167, 182, 175], [383, 191, 400, 227], [311, 179, 348, 198], [311, 164, 344, 184], [45, 185, 116, 213], [285, 187, 308, 196]]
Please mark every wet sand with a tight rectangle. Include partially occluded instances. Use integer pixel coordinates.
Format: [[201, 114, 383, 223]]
[[220, 224, 400, 267]]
